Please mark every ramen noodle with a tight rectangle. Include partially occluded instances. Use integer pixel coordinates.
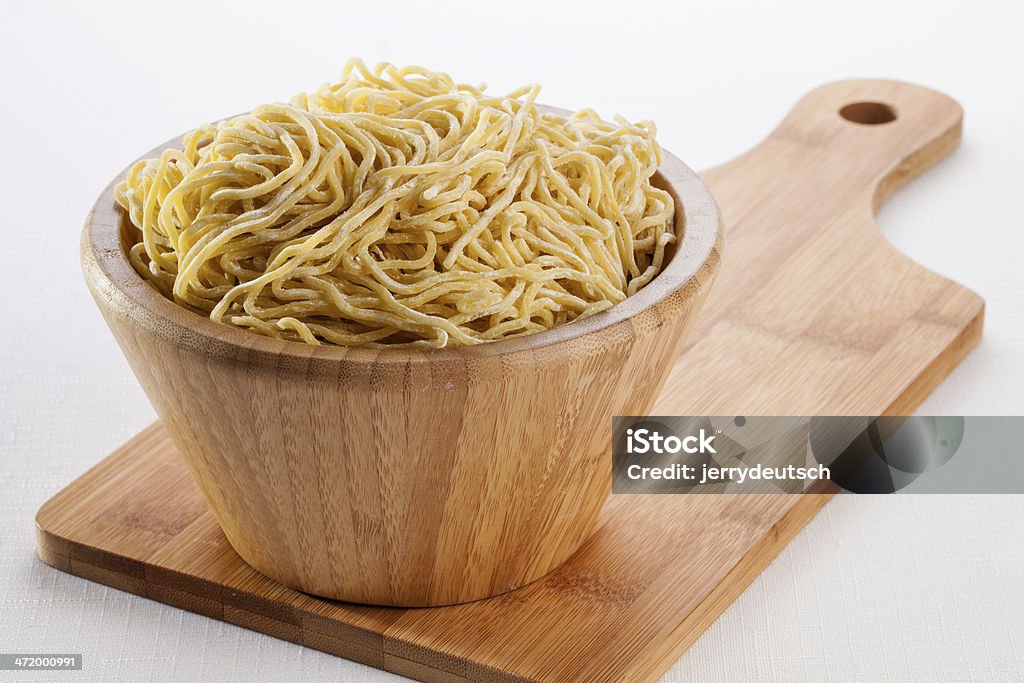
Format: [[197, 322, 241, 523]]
[[114, 60, 676, 348]]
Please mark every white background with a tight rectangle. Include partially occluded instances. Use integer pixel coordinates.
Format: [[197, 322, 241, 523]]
[[2, 1, 1023, 680]]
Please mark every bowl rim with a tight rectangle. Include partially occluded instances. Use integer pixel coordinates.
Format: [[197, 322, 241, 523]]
[[82, 117, 721, 367]]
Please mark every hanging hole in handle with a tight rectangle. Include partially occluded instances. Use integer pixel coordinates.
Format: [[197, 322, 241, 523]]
[[839, 101, 898, 125]]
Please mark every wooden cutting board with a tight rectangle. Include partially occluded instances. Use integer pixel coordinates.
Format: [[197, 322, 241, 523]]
[[36, 80, 983, 682]]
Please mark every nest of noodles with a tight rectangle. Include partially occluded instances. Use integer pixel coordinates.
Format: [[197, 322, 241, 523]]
[[115, 60, 676, 348]]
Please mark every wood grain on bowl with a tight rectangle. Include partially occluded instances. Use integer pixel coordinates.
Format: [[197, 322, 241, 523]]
[[78, 120, 722, 606]]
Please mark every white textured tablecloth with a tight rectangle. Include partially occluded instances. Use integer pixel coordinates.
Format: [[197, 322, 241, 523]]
[[3, 1, 1023, 680]]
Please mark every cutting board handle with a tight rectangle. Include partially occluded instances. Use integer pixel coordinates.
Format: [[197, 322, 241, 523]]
[[711, 79, 964, 218], [671, 80, 980, 416]]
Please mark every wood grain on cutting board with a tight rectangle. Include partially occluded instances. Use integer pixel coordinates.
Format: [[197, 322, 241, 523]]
[[37, 79, 983, 682]]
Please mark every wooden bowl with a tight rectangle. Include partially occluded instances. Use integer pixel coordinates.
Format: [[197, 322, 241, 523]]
[[81, 121, 722, 607]]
